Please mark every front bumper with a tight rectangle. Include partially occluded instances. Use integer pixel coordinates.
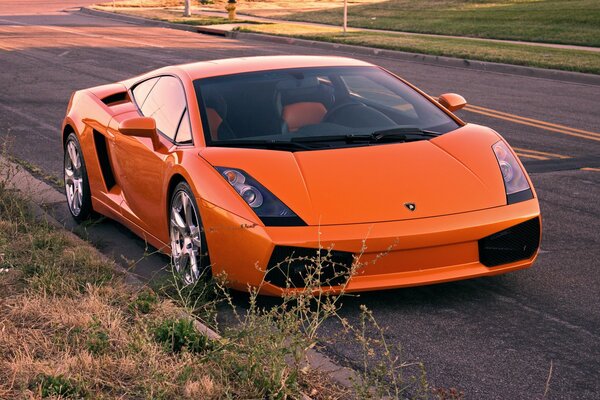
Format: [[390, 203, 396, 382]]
[[200, 198, 541, 296]]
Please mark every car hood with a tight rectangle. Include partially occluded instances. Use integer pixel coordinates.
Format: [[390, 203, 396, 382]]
[[199, 124, 507, 226]]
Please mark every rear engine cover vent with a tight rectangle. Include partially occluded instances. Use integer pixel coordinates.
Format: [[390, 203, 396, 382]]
[[101, 92, 129, 106]]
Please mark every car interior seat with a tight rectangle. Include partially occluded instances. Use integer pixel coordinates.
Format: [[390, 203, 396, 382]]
[[202, 88, 235, 141], [275, 77, 335, 134]]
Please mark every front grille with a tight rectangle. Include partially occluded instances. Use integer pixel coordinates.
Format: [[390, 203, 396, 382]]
[[264, 246, 354, 288], [479, 217, 541, 267]]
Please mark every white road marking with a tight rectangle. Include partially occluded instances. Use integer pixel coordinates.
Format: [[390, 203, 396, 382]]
[[0, 102, 58, 139]]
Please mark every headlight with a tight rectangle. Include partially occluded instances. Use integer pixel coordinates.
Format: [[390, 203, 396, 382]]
[[216, 167, 306, 226], [492, 141, 533, 204]]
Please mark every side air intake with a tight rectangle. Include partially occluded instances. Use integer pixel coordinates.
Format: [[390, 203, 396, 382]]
[[93, 130, 116, 191]]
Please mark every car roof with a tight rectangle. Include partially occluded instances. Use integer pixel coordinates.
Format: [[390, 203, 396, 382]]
[[177, 55, 375, 80]]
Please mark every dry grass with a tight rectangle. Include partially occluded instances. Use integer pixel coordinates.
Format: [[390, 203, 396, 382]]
[[0, 288, 227, 399], [0, 163, 350, 398], [93, 5, 240, 26], [98, 0, 385, 15], [0, 184, 227, 399], [203, 0, 385, 18], [0, 153, 437, 399]]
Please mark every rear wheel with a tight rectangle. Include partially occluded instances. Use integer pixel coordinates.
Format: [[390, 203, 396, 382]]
[[64, 133, 93, 222], [169, 182, 210, 284]]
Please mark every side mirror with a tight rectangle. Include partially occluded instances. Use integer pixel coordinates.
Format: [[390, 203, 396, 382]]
[[118, 116, 161, 150], [438, 93, 467, 112]]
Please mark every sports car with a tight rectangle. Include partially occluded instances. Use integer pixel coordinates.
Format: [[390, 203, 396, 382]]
[[62, 55, 541, 295]]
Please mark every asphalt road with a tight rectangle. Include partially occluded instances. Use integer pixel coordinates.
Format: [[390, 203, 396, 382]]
[[1, 2, 599, 398]]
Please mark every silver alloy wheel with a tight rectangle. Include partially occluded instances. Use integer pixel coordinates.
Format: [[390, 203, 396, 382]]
[[170, 190, 203, 285], [64, 140, 84, 217]]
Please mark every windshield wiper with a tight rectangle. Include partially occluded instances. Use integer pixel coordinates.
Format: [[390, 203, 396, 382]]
[[292, 135, 366, 143], [370, 127, 441, 141], [212, 139, 313, 151], [291, 127, 441, 145]]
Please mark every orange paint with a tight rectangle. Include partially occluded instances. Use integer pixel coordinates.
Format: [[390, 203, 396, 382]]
[[62, 56, 541, 296]]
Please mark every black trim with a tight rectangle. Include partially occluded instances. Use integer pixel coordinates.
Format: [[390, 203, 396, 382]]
[[507, 188, 534, 204], [265, 246, 354, 288], [93, 130, 116, 191], [479, 217, 541, 267], [101, 91, 129, 106], [260, 216, 307, 227]]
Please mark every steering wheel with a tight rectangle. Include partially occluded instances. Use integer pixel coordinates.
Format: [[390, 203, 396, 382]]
[[323, 102, 396, 127]]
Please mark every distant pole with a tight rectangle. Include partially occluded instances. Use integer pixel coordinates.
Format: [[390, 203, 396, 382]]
[[343, 0, 348, 33], [184, 0, 191, 17]]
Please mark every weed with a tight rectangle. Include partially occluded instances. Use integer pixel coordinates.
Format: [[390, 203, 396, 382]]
[[130, 289, 159, 314], [31, 374, 85, 399], [153, 318, 213, 354], [86, 320, 110, 355]]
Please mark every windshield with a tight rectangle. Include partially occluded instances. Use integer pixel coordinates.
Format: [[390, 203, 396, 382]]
[[194, 66, 460, 150]]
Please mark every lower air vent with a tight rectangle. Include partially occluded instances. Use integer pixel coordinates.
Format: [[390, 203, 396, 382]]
[[479, 217, 541, 267], [265, 246, 354, 288]]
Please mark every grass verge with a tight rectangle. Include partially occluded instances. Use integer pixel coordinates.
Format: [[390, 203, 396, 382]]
[[206, 0, 600, 48], [0, 162, 338, 398], [92, 2, 600, 75], [237, 23, 600, 75]]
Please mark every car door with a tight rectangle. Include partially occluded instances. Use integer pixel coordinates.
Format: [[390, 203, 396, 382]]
[[114, 75, 190, 236]]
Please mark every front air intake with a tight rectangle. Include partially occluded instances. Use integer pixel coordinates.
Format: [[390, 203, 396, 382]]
[[265, 246, 354, 288], [479, 217, 541, 267]]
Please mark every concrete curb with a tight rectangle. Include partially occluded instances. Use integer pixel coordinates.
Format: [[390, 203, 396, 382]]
[[0, 155, 360, 394], [77, 6, 600, 86]]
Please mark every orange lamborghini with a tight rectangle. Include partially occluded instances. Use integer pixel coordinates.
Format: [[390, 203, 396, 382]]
[[62, 56, 541, 295]]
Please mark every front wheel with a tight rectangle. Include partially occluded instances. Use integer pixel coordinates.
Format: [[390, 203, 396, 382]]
[[169, 182, 210, 284], [64, 133, 93, 222]]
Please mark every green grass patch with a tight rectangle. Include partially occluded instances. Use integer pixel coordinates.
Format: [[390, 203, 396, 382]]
[[130, 289, 159, 314], [153, 318, 213, 354], [283, 0, 600, 47], [239, 23, 600, 75], [31, 374, 86, 399]]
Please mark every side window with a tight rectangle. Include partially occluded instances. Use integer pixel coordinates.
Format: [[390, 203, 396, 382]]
[[175, 109, 192, 143], [341, 75, 418, 118], [132, 77, 159, 108], [139, 76, 187, 141]]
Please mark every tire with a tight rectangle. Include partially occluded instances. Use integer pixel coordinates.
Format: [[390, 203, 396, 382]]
[[169, 182, 211, 284], [64, 132, 93, 222]]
